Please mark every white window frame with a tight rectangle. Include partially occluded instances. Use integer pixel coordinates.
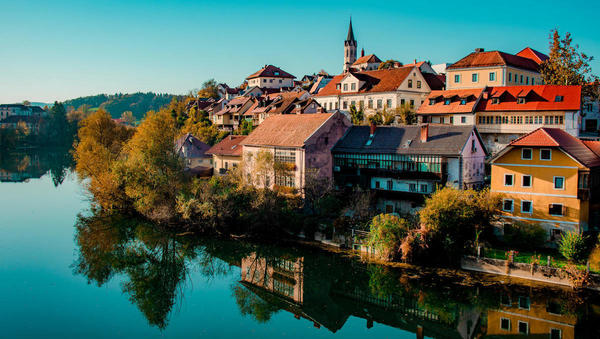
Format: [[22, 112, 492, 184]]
[[518, 321, 529, 334], [553, 176, 565, 190], [504, 174, 514, 187], [521, 148, 533, 160], [521, 200, 533, 214], [550, 328, 562, 339], [522, 175, 532, 188], [500, 317, 511, 331], [540, 148, 552, 161], [502, 199, 514, 212]]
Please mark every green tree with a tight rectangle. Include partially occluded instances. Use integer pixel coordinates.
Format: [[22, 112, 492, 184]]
[[378, 59, 402, 70], [367, 214, 412, 261], [349, 104, 364, 125], [393, 103, 416, 125], [540, 29, 599, 102], [559, 231, 588, 263]]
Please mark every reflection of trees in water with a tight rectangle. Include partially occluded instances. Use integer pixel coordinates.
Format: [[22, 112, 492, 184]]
[[72, 210, 600, 335], [0, 147, 73, 185]]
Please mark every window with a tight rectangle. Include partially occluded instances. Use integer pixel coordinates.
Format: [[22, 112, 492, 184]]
[[350, 100, 355, 107], [492, 97, 500, 104], [343, 101, 347, 109], [531, 78, 535, 85], [429, 99, 436, 105], [351, 83, 356, 91], [500, 318, 511, 331], [269, 79, 273, 83], [377, 99, 382, 109], [553, 176, 565, 190], [368, 99, 373, 108], [517, 97, 526, 104], [500, 294, 511, 306], [520, 75, 524, 84], [489, 72, 495, 81], [386, 99, 392, 108], [521, 200, 532, 214], [472, 73, 478, 82], [387, 180, 393, 190], [460, 98, 467, 105], [400, 99, 405, 105], [461, 116, 466, 123], [540, 149, 552, 160], [504, 174, 514, 186], [420, 184, 428, 192], [518, 321, 528, 334], [549, 204, 564, 216], [550, 328, 562, 339], [279, 79, 282, 83], [408, 80, 413, 88], [444, 99, 451, 105], [522, 175, 532, 187], [521, 148, 532, 160], [519, 296, 530, 309], [409, 183, 417, 192], [526, 76, 529, 85], [503, 199, 514, 212], [450, 117, 454, 124], [410, 99, 414, 107], [417, 80, 421, 88], [454, 74, 461, 83], [508, 72, 512, 82], [375, 181, 380, 189], [343, 83, 348, 91]]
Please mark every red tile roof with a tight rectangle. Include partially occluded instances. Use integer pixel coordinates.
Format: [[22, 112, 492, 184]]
[[447, 50, 540, 72], [509, 128, 600, 168], [352, 54, 382, 65], [516, 47, 549, 65], [206, 135, 246, 156], [241, 113, 335, 147], [417, 88, 484, 115], [315, 67, 415, 97], [477, 85, 581, 112], [247, 65, 295, 80], [583, 140, 600, 158]]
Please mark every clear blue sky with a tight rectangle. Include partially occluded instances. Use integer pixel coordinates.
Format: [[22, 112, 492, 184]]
[[1, 0, 599, 103]]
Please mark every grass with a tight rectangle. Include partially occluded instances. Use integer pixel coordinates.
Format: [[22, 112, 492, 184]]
[[483, 247, 599, 274]]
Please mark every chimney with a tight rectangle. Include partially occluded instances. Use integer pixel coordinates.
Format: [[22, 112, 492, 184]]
[[414, 59, 417, 64], [370, 121, 377, 136], [361, 48, 365, 57], [420, 124, 429, 143], [474, 48, 485, 53]]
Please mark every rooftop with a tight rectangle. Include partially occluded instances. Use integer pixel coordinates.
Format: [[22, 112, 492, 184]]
[[247, 65, 295, 80], [242, 113, 335, 147], [206, 135, 247, 156], [447, 50, 541, 72]]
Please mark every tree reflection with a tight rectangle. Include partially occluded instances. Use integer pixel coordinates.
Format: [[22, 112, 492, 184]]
[[0, 147, 74, 185]]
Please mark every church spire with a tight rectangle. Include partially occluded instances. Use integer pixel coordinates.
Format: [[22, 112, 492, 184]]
[[346, 18, 356, 43]]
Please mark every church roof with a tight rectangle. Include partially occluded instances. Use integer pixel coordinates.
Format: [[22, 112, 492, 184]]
[[346, 19, 356, 42]]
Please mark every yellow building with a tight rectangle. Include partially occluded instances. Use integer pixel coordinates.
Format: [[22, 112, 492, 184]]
[[491, 128, 600, 238], [205, 135, 246, 176], [446, 48, 545, 90]]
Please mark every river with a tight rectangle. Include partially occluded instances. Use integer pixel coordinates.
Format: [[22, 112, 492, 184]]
[[1, 148, 599, 338]]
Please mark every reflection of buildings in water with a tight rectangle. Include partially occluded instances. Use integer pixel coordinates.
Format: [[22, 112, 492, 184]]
[[0, 153, 44, 182], [240, 253, 304, 304], [239, 253, 478, 338], [486, 293, 576, 339]]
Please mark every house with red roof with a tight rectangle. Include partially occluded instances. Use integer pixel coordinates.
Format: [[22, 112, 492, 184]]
[[314, 66, 444, 115], [417, 85, 582, 154], [491, 128, 600, 238], [241, 112, 351, 194], [246, 65, 295, 90], [205, 135, 246, 175], [446, 48, 547, 90]]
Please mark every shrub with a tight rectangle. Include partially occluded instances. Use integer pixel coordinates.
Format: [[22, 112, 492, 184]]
[[559, 231, 588, 263], [367, 214, 411, 261], [502, 222, 547, 250]]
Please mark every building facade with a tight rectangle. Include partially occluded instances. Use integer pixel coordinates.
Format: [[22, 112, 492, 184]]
[[206, 135, 246, 176], [246, 65, 295, 89]]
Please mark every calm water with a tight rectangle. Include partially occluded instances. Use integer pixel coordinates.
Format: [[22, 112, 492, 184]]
[[1, 149, 600, 338]]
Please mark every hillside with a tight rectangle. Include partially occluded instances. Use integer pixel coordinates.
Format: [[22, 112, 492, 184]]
[[62, 92, 181, 120]]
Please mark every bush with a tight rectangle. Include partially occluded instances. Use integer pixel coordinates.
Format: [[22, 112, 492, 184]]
[[367, 214, 412, 261], [559, 231, 588, 263], [502, 222, 547, 250]]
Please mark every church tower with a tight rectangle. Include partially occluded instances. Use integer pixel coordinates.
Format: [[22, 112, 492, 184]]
[[344, 19, 357, 72]]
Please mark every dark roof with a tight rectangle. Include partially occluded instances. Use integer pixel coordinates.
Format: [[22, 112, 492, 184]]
[[175, 133, 211, 158], [206, 135, 246, 156], [333, 125, 478, 156], [421, 72, 445, 90], [346, 19, 356, 42], [315, 67, 414, 97], [447, 50, 540, 72], [247, 65, 295, 80]]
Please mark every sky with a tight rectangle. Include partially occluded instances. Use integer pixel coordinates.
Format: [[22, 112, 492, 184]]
[[1, 0, 599, 104]]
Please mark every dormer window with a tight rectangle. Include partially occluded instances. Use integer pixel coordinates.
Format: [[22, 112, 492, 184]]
[[408, 80, 413, 88], [555, 95, 564, 102], [517, 97, 526, 104], [491, 98, 500, 104], [274, 71, 280, 76], [444, 99, 451, 105], [460, 99, 467, 105], [428, 99, 436, 105], [336, 84, 341, 90]]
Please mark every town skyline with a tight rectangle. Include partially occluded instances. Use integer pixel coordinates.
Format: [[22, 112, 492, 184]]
[[1, 0, 599, 104]]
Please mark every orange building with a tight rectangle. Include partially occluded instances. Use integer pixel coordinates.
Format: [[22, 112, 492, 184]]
[[491, 128, 600, 237]]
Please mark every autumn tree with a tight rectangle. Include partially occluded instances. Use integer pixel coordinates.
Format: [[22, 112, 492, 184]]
[[378, 60, 402, 70], [121, 111, 135, 125], [540, 29, 599, 102], [393, 103, 416, 125], [197, 79, 220, 99]]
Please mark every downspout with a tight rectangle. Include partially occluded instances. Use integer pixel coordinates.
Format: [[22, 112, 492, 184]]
[[458, 156, 464, 189]]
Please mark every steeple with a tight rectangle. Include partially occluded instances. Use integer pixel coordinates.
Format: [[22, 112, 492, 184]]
[[346, 18, 356, 43], [343, 18, 357, 72]]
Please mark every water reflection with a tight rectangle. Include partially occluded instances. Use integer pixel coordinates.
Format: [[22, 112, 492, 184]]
[[0, 147, 73, 185], [72, 211, 600, 338]]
